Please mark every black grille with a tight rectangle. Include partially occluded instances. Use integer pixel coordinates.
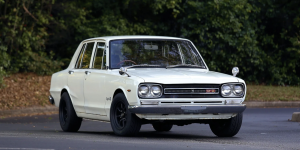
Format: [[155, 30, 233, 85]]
[[161, 84, 221, 98], [163, 84, 219, 88], [164, 89, 219, 94]]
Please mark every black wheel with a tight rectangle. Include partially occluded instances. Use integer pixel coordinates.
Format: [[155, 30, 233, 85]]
[[59, 92, 82, 132], [152, 123, 173, 132], [209, 113, 243, 137], [110, 93, 141, 136]]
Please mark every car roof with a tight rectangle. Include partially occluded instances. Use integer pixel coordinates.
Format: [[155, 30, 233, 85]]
[[82, 35, 189, 42]]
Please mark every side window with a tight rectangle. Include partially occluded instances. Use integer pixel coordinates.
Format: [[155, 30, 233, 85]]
[[75, 44, 86, 69], [80, 42, 95, 69], [93, 42, 106, 69]]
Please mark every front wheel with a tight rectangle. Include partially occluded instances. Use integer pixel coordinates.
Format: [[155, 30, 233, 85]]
[[209, 113, 243, 137], [110, 93, 141, 136]]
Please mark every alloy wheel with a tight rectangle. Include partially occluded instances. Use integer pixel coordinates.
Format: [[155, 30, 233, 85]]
[[115, 102, 127, 129]]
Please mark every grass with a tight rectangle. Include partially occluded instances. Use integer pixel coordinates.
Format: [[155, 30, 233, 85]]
[[245, 85, 300, 101], [0, 73, 300, 110]]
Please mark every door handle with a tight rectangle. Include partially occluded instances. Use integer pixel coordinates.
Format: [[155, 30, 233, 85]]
[[85, 71, 91, 75], [68, 70, 74, 74]]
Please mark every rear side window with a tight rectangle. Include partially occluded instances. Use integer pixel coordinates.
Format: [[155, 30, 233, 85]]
[[75, 44, 86, 68], [75, 42, 95, 69], [93, 42, 106, 69]]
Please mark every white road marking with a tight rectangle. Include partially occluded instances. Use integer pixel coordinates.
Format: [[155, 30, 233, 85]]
[[0, 148, 54, 150]]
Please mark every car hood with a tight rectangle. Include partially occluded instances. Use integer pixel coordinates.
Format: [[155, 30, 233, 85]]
[[126, 68, 239, 84]]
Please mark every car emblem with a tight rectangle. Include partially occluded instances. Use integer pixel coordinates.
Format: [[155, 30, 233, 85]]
[[191, 89, 194, 93]]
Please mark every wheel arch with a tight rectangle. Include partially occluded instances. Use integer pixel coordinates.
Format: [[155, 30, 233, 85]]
[[59, 87, 81, 117], [60, 87, 74, 107], [61, 88, 68, 96], [112, 88, 132, 104], [113, 88, 126, 99], [111, 85, 139, 106]]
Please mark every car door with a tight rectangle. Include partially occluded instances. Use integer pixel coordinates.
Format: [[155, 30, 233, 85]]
[[84, 42, 107, 115], [68, 42, 95, 113]]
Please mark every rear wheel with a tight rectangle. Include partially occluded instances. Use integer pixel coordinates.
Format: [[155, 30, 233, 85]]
[[152, 123, 173, 132], [59, 92, 82, 132], [209, 113, 243, 137], [110, 93, 141, 136]]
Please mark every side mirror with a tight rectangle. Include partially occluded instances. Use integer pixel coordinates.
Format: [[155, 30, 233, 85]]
[[119, 67, 126, 75], [119, 67, 130, 77], [232, 67, 239, 77]]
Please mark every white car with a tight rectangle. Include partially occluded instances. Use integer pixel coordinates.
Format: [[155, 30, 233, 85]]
[[49, 36, 246, 137]]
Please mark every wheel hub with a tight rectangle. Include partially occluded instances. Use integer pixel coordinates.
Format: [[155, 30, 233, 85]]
[[115, 102, 127, 128]]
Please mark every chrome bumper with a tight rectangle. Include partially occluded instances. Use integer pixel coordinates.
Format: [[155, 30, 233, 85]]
[[128, 104, 246, 114], [49, 95, 54, 105]]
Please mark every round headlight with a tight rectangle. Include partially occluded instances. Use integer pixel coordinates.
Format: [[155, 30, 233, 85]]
[[233, 85, 243, 96], [151, 86, 162, 96], [139, 85, 149, 96], [221, 85, 231, 96]]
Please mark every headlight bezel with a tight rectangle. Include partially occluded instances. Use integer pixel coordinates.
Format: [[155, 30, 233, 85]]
[[221, 83, 245, 98], [138, 84, 163, 98]]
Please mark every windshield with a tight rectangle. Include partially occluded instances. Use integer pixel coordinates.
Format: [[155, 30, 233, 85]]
[[109, 39, 206, 69]]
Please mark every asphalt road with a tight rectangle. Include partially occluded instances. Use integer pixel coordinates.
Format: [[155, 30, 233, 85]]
[[0, 108, 299, 150]]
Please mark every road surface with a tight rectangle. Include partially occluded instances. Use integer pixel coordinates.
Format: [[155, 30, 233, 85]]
[[0, 108, 299, 150]]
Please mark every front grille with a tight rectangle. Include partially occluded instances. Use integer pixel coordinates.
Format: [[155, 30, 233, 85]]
[[164, 88, 219, 94], [161, 84, 221, 98], [163, 84, 219, 88]]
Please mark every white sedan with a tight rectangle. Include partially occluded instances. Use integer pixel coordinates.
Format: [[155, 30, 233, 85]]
[[49, 36, 246, 136]]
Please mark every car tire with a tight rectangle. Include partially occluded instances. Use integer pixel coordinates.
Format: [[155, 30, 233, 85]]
[[152, 123, 173, 132], [209, 113, 243, 137], [110, 93, 141, 136], [59, 92, 82, 132]]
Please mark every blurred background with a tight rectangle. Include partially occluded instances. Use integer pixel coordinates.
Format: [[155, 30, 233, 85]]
[[0, 0, 299, 111]]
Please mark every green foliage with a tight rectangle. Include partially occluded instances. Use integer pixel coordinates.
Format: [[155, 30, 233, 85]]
[[179, 0, 263, 80], [252, 0, 300, 85], [0, 40, 9, 87], [0, 0, 299, 85], [0, 0, 65, 77]]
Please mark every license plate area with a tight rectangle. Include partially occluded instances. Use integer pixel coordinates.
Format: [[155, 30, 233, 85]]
[[181, 106, 207, 113]]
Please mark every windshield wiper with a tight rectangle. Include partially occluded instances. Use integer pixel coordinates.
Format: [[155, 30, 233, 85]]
[[166, 64, 205, 69], [119, 64, 163, 77], [126, 64, 164, 69]]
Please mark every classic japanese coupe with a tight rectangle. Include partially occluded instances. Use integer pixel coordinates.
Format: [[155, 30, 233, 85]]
[[49, 36, 246, 137]]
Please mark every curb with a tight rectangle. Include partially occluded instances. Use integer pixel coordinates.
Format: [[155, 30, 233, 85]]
[[0, 105, 58, 118], [244, 101, 300, 108], [291, 112, 300, 122], [0, 102, 300, 118]]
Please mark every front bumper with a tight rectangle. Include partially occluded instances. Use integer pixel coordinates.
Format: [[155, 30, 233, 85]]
[[128, 104, 246, 114]]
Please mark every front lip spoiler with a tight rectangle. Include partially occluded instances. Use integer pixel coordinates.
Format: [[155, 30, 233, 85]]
[[128, 104, 246, 114]]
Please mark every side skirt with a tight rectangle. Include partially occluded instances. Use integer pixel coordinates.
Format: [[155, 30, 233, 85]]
[[76, 112, 110, 121]]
